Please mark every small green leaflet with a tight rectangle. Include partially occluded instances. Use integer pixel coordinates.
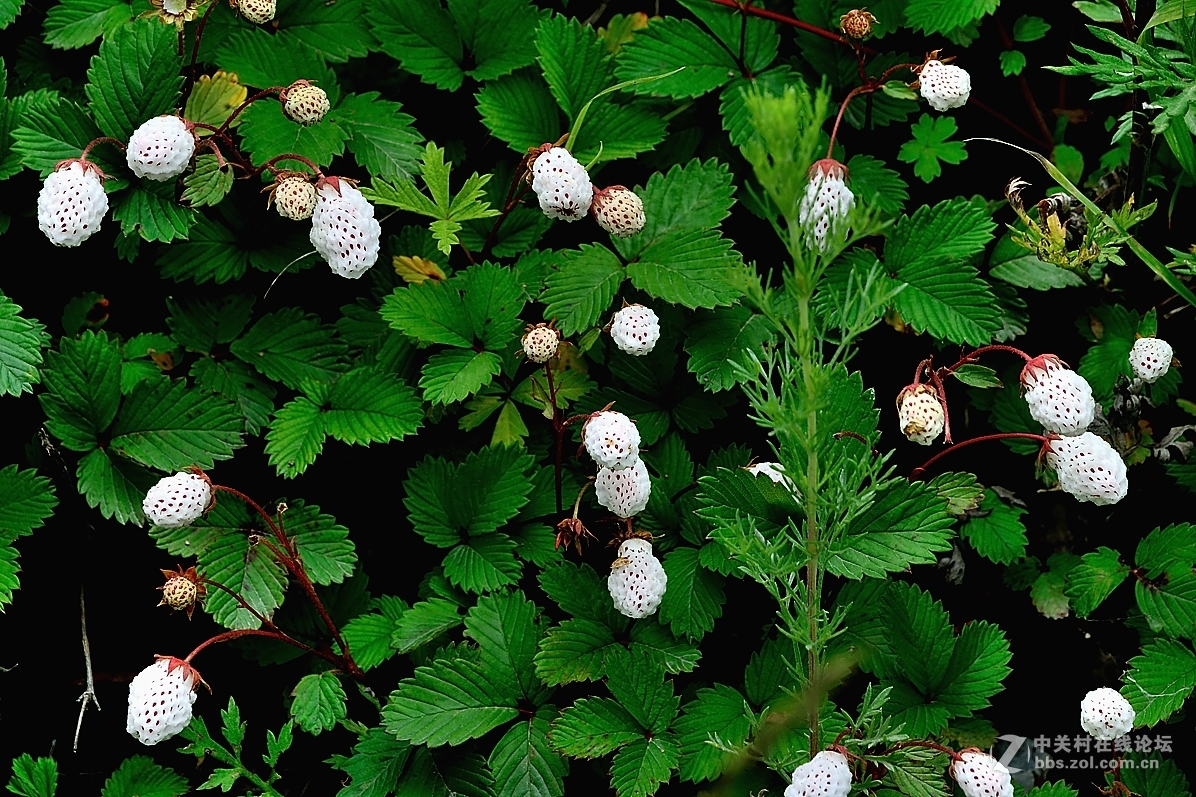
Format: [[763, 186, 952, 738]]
[[0, 291, 46, 396], [960, 489, 1028, 565], [365, 142, 498, 255], [112, 182, 197, 243], [1134, 524, 1196, 639], [1065, 546, 1128, 617], [6, 753, 57, 797], [674, 684, 752, 783], [898, 114, 968, 183], [290, 671, 347, 735], [1000, 51, 1027, 77], [341, 596, 407, 670]]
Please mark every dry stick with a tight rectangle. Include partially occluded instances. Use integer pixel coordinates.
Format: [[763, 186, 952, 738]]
[[72, 586, 100, 754]]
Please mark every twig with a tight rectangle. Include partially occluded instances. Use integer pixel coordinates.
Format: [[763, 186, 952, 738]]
[[73, 586, 100, 753], [911, 433, 1050, 479]]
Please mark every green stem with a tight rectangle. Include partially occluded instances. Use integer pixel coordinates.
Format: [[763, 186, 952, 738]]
[[969, 137, 1196, 309], [797, 294, 822, 753]]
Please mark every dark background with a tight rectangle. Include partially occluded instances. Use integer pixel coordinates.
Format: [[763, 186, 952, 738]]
[[0, 0, 1193, 794]]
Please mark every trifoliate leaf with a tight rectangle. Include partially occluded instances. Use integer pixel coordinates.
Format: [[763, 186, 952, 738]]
[[76, 448, 155, 525], [369, 0, 543, 91], [540, 244, 625, 337], [196, 513, 288, 629], [112, 182, 197, 243], [420, 348, 503, 405], [383, 657, 520, 746], [609, 735, 679, 797], [332, 91, 423, 182], [1065, 546, 1129, 617], [824, 479, 955, 579], [6, 754, 57, 797], [392, 597, 463, 654], [43, 0, 130, 50], [84, 18, 182, 141], [275, 0, 374, 62], [280, 499, 356, 585], [230, 307, 348, 389], [905, 0, 998, 35], [550, 697, 642, 758], [443, 533, 522, 593], [332, 728, 410, 797], [534, 618, 619, 686], [1122, 638, 1196, 727], [674, 685, 751, 783], [614, 15, 735, 99], [100, 756, 187, 797], [658, 547, 724, 641], [290, 671, 347, 735], [960, 489, 1028, 565], [464, 590, 545, 703], [382, 277, 474, 347], [404, 445, 535, 547], [0, 291, 45, 397], [489, 716, 568, 797], [39, 330, 122, 452], [897, 114, 967, 183], [108, 379, 243, 470]]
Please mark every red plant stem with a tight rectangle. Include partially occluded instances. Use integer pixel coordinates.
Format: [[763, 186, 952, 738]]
[[252, 152, 323, 179], [938, 344, 1032, 375], [180, 0, 220, 106], [967, 96, 1051, 151], [994, 17, 1055, 149], [926, 366, 954, 445], [827, 85, 870, 159], [911, 358, 932, 387], [183, 628, 341, 668], [911, 433, 1050, 479], [484, 154, 534, 254], [705, 0, 876, 52], [213, 87, 287, 137], [211, 485, 363, 678], [79, 137, 127, 161]]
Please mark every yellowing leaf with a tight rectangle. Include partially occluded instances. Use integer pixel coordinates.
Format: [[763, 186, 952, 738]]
[[599, 13, 650, 54], [394, 255, 447, 283], [185, 71, 248, 134]]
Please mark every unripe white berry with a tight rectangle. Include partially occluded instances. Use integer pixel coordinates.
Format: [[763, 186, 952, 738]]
[[309, 180, 381, 279], [126, 657, 201, 745], [1021, 355, 1095, 436], [521, 325, 560, 363], [950, 751, 1013, 797], [591, 186, 645, 237], [799, 159, 854, 251], [238, 0, 275, 23], [897, 384, 944, 446], [785, 750, 852, 797], [273, 174, 317, 220], [1080, 687, 1135, 740], [282, 83, 330, 126]]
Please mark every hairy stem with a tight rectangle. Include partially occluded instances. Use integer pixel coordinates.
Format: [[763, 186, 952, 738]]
[[796, 294, 822, 753], [910, 433, 1051, 479]]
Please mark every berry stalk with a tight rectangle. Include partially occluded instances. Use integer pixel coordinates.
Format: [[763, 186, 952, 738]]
[[910, 433, 1050, 479]]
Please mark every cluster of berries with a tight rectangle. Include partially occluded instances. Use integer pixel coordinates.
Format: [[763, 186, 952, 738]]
[[530, 146, 646, 237], [580, 410, 666, 617]]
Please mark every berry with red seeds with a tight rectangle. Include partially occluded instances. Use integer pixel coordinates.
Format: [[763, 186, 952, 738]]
[[595, 460, 652, 518], [591, 186, 645, 237], [531, 146, 593, 221], [1129, 337, 1174, 384], [918, 59, 971, 112], [609, 304, 660, 356], [126, 115, 195, 181], [37, 161, 109, 247], [143, 472, 212, 528]]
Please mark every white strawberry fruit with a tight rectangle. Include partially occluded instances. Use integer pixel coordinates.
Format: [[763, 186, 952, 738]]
[[1080, 687, 1135, 740], [272, 174, 317, 220], [282, 82, 330, 126], [521, 324, 561, 363], [591, 186, 645, 237], [126, 115, 196, 181], [595, 460, 652, 518], [582, 410, 640, 471], [37, 161, 109, 247], [1021, 355, 1095, 436], [1129, 337, 1174, 384], [950, 750, 1013, 797], [799, 159, 854, 251], [785, 750, 852, 797], [143, 472, 212, 528], [126, 657, 202, 745], [531, 146, 593, 221], [897, 384, 944, 446], [238, 0, 275, 23], [609, 304, 660, 356], [1045, 432, 1128, 506], [607, 538, 667, 619], [919, 59, 972, 112], [309, 179, 382, 279]]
